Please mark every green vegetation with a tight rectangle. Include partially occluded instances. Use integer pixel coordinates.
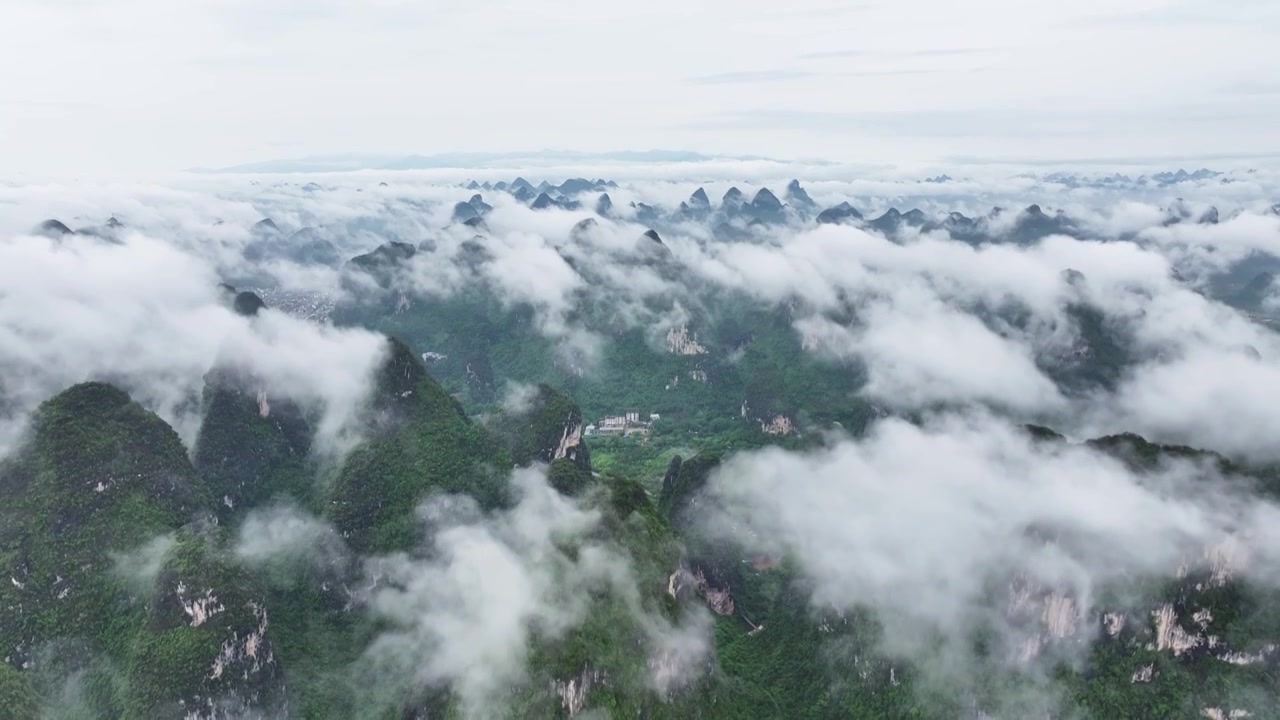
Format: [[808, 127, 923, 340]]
[[126, 530, 286, 718], [4, 297, 1280, 717], [325, 338, 511, 553], [192, 366, 313, 521], [0, 383, 289, 718], [0, 662, 40, 720], [489, 383, 591, 470]]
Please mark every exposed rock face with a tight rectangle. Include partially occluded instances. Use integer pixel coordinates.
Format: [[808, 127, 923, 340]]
[[494, 383, 591, 475], [760, 415, 794, 436], [135, 534, 287, 719], [1007, 581, 1081, 663], [1202, 709, 1251, 720], [696, 569, 735, 616], [667, 566, 693, 602], [1203, 537, 1245, 588], [1152, 603, 1204, 656], [1104, 612, 1126, 637], [1041, 593, 1078, 639], [553, 420, 583, 461], [551, 668, 606, 716], [666, 326, 708, 355]]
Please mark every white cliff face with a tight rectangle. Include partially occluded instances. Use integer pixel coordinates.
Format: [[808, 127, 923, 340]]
[[177, 581, 225, 627], [695, 570, 735, 616], [1152, 603, 1204, 656], [209, 601, 274, 681], [1202, 709, 1251, 720], [667, 570, 683, 599], [551, 668, 605, 716], [1219, 645, 1278, 666], [1203, 537, 1245, 589], [554, 420, 582, 461], [1007, 582, 1081, 663], [1042, 593, 1078, 640], [666, 326, 707, 356], [760, 415, 794, 436], [256, 388, 270, 418], [1140, 601, 1277, 667], [1131, 664, 1154, 683], [1104, 612, 1126, 638]]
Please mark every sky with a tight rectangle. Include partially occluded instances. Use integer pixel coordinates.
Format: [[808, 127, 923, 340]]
[[3, 0, 1279, 175]]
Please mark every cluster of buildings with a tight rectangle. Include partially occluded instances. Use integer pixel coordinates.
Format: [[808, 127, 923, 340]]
[[585, 411, 660, 437]]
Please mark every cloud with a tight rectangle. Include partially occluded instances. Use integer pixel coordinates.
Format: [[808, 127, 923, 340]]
[[8, 168, 1279, 464], [222, 465, 713, 716], [5, 162, 1280, 716], [799, 294, 1067, 414], [354, 467, 711, 717], [111, 534, 178, 595], [1104, 347, 1280, 463], [235, 504, 350, 571], [698, 412, 1280, 691], [498, 381, 543, 415], [0, 229, 387, 458]]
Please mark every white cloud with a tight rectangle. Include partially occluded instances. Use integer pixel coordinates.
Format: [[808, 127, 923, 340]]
[[356, 467, 710, 717], [0, 230, 387, 457], [699, 412, 1280, 682]]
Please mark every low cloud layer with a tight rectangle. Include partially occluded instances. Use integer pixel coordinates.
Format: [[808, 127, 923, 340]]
[[3, 165, 1279, 717], [0, 228, 387, 456], [235, 467, 711, 718], [3, 168, 1279, 465], [699, 412, 1280, 692]]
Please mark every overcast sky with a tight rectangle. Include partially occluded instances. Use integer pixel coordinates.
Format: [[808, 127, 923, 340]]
[[3, 0, 1279, 175]]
